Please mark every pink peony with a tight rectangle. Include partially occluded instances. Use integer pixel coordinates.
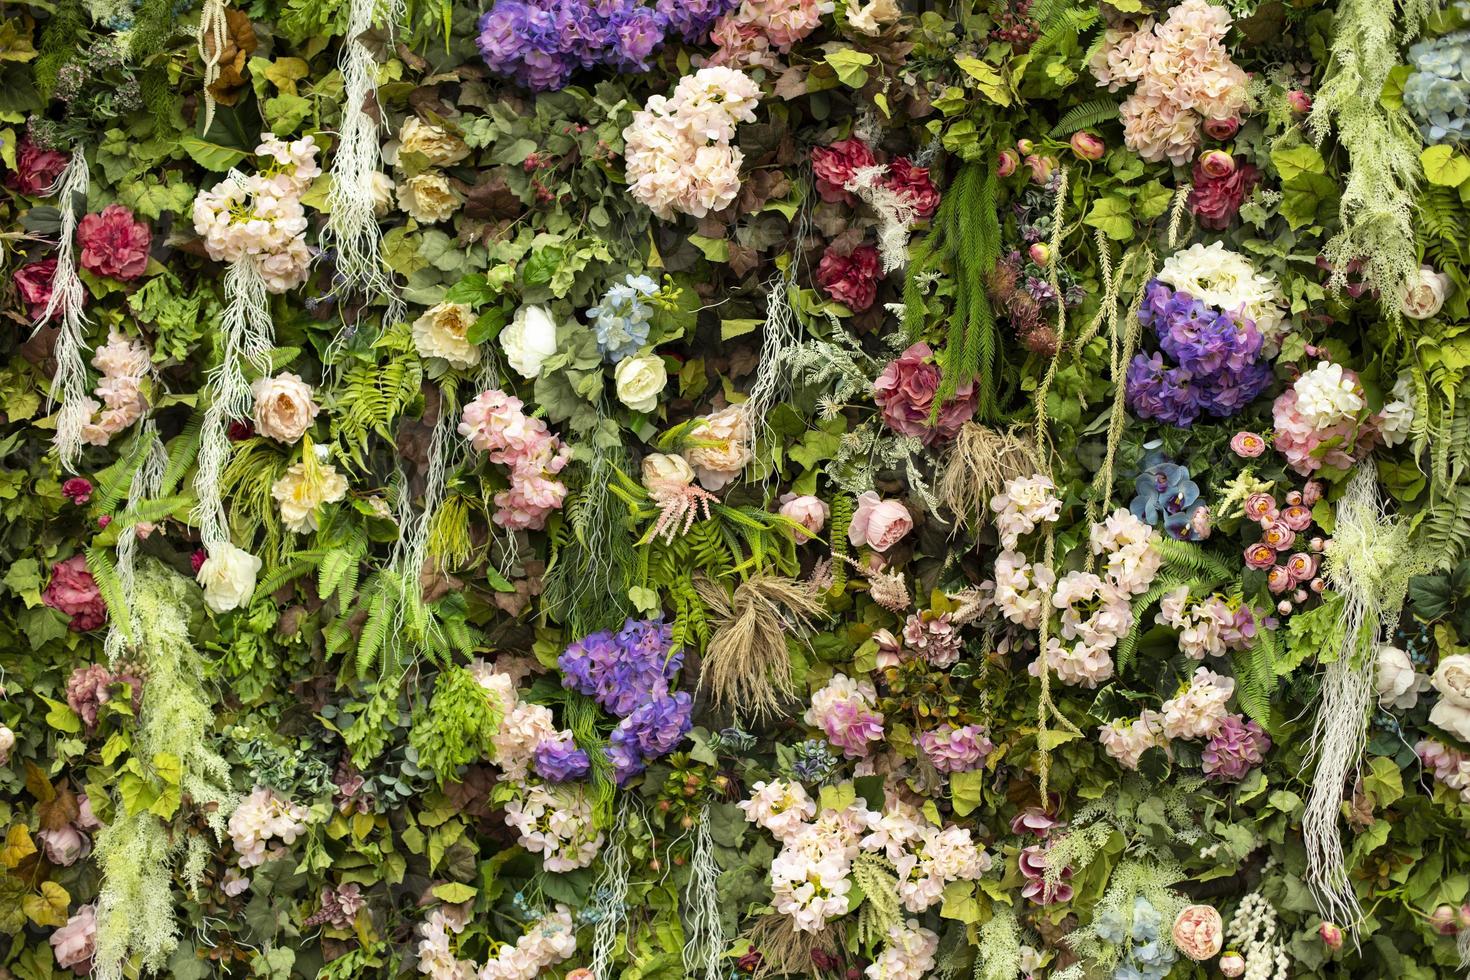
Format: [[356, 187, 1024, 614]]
[[1230, 431, 1265, 457], [882, 157, 940, 219], [15, 257, 59, 319], [37, 824, 89, 866], [816, 243, 881, 311], [50, 904, 96, 974], [62, 478, 93, 505], [76, 204, 151, 281], [810, 137, 876, 203], [1188, 157, 1258, 230], [872, 342, 976, 444], [7, 139, 69, 196], [1172, 905, 1224, 960], [848, 491, 913, 552], [42, 555, 106, 631], [778, 493, 828, 542]]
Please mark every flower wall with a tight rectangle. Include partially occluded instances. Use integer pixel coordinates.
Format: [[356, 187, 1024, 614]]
[[6, 0, 1470, 978]]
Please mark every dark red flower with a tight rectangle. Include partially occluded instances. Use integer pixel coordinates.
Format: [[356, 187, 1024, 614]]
[[883, 157, 940, 220], [190, 549, 208, 574], [816, 243, 881, 312], [62, 478, 93, 505], [7, 139, 69, 196], [14, 257, 58, 319], [811, 137, 877, 204], [1188, 159, 1258, 230], [77, 204, 151, 281]]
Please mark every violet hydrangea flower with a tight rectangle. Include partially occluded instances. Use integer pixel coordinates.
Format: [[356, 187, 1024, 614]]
[[1201, 714, 1271, 781], [559, 618, 682, 717], [533, 734, 593, 782], [607, 692, 693, 782]]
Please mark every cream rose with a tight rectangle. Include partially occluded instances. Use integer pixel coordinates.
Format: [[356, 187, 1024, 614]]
[[1401, 265, 1451, 320], [370, 172, 396, 217], [253, 373, 320, 444], [500, 304, 560, 379], [848, 490, 913, 552], [642, 452, 694, 487], [1171, 905, 1224, 961], [412, 301, 482, 369], [0, 725, 13, 764], [614, 353, 667, 414], [272, 461, 350, 534], [1375, 644, 1428, 710], [846, 0, 900, 34], [684, 405, 752, 491], [197, 542, 262, 613], [397, 171, 460, 224], [1430, 654, 1470, 742], [398, 118, 471, 167]]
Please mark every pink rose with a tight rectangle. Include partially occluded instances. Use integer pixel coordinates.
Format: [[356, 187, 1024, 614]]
[[1244, 493, 1278, 524], [1279, 504, 1313, 531], [1318, 921, 1343, 951], [1069, 131, 1105, 161], [1219, 951, 1246, 977], [1285, 552, 1318, 582], [1172, 905, 1224, 961], [62, 478, 93, 505], [778, 493, 828, 542], [1267, 565, 1292, 594], [37, 824, 89, 866], [816, 243, 881, 312], [1230, 431, 1265, 457], [848, 491, 912, 552], [15, 257, 59, 319], [42, 555, 106, 632], [1262, 521, 1296, 552], [1204, 116, 1240, 139], [7, 139, 69, 196], [1288, 90, 1313, 114], [1189, 157, 1258, 230], [882, 157, 940, 219], [76, 793, 102, 831], [77, 204, 151, 281], [872, 342, 976, 444], [997, 149, 1018, 177], [811, 137, 876, 203], [50, 905, 96, 974], [1243, 542, 1276, 571], [1024, 154, 1055, 184]]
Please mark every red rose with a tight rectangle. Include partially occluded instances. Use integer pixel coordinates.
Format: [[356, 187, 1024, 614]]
[[883, 157, 940, 220], [14, 257, 58, 319], [42, 555, 107, 632], [816, 243, 881, 311], [6, 139, 69, 196], [873, 342, 976, 444], [77, 204, 151, 281], [1188, 159, 1258, 230], [811, 137, 877, 204]]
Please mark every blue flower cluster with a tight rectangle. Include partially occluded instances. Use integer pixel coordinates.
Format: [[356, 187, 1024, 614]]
[[559, 618, 691, 782], [475, 0, 738, 92], [1095, 897, 1179, 980], [1405, 30, 1470, 144], [1125, 280, 1271, 427], [589, 274, 660, 363], [1129, 453, 1202, 540]]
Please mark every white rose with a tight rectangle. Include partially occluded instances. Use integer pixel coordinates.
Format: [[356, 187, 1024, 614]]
[[0, 725, 13, 764], [614, 353, 667, 414], [1374, 644, 1428, 710], [197, 543, 263, 613], [1430, 654, 1470, 742], [252, 373, 320, 444], [396, 171, 459, 224], [641, 452, 694, 487], [1401, 265, 1451, 320], [411, 301, 482, 369], [500, 305, 560, 379]]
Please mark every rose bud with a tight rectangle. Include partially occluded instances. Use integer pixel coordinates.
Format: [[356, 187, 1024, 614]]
[[1289, 90, 1313, 114], [1309, 537, 1326, 553], [1024, 154, 1055, 184], [1204, 116, 1240, 139], [1028, 243, 1051, 266], [1293, 589, 1309, 603], [1277, 599, 1294, 615], [1285, 490, 1303, 506], [1431, 905, 1459, 935], [1309, 577, 1326, 593], [1319, 922, 1344, 950], [1302, 480, 1324, 504], [1220, 951, 1246, 978], [997, 149, 1019, 177], [1198, 149, 1236, 178], [1070, 131, 1105, 161], [1016, 138, 1035, 155]]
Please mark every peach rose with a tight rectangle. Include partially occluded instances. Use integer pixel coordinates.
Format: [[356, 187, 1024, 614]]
[[684, 405, 752, 491], [1171, 904, 1224, 961], [848, 491, 913, 552]]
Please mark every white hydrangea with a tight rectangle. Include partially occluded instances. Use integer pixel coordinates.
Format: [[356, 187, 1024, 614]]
[[738, 779, 817, 843], [1291, 362, 1364, 428], [1156, 242, 1289, 351], [1378, 374, 1416, 448], [1098, 710, 1169, 769], [228, 786, 309, 869], [502, 782, 603, 873], [1161, 667, 1236, 740], [989, 474, 1063, 550], [865, 920, 939, 980]]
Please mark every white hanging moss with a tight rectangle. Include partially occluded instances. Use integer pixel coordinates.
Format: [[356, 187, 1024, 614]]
[[36, 148, 93, 471], [589, 801, 633, 980], [104, 419, 166, 665], [196, 0, 229, 136], [681, 804, 727, 980], [742, 268, 801, 465], [193, 230, 275, 552], [1302, 461, 1428, 934], [387, 394, 458, 642], [324, 0, 405, 328], [846, 163, 921, 274]]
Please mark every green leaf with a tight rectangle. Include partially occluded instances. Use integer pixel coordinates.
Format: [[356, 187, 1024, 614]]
[[954, 57, 1011, 105], [825, 50, 875, 89], [950, 769, 984, 817], [688, 235, 729, 262], [39, 696, 82, 735], [22, 881, 70, 928], [1083, 194, 1134, 241], [0, 824, 36, 868], [1421, 145, 1470, 187], [720, 318, 762, 341], [430, 882, 477, 903], [179, 136, 249, 172]]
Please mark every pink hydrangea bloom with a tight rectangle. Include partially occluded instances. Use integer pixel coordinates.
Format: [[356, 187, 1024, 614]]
[[460, 389, 571, 531], [918, 724, 993, 773], [42, 555, 106, 631]]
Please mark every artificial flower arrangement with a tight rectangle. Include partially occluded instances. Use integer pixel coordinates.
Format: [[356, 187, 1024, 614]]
[[6, 0, 1470, 979]]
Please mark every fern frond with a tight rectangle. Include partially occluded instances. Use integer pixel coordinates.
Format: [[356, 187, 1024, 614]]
[[1049, 98, 1121, 138]]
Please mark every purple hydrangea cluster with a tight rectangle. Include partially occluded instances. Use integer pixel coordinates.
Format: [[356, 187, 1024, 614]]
[[533, 733, 593, 782], [1201, 714, 1271, 782], [1125, 280, 1272, 427], [559, 618, 691, 783], [559, 617, 682, 717], [475, 0, 737, 92], [608, 691, 694, 782]]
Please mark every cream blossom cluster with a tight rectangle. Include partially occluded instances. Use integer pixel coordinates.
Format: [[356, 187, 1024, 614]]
[[865, 920, 939, 980], [1157, 587, 1255, 660], [80, 331, 150, 447], [1098, 710, 1169, 769], [1036, 570, 1132, 687], [1156, 243, 1289, 351], [228, 786, 309, 869], [707, 0, 833, 69], [416, 907, 474, 980], [1161, 667, 1235, 740], [502, 781, 604, 873], [737, 779, 817, 840], [459, 389, 572, 530], [992, 551, 1056, 630], [477, 906, 578, 980], [1378, 375, 1417, 448], [767, 805, 864, 931], [271, 457, 349, 533], [392, 118, 468, 225], [192, 134, 318, 292], [804, 673, 885, 758], [1090, 0, 1250, 165], [893, 823, 990, 913], [1089, 509, 1162, 595], [623, 67, 762, 220], [990, 474, 1062, 550]]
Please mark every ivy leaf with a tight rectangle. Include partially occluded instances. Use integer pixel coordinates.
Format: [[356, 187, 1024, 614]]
[[38, 696, 82, 735], [950, 769, 984, 817], [0, 824, 36, 869], [430, 882, 477, 903], [1082, 194, 1134, 241], [179, 136, 249, 173], [22, 881, 70, 928], [824, 50, 874, 89], [1421, 145, 1470, 187]]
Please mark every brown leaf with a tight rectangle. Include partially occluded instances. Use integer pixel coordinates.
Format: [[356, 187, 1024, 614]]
[[203, 9, 258, 107], [727, 241, 762, 278], [463, 174, 523, 222]]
